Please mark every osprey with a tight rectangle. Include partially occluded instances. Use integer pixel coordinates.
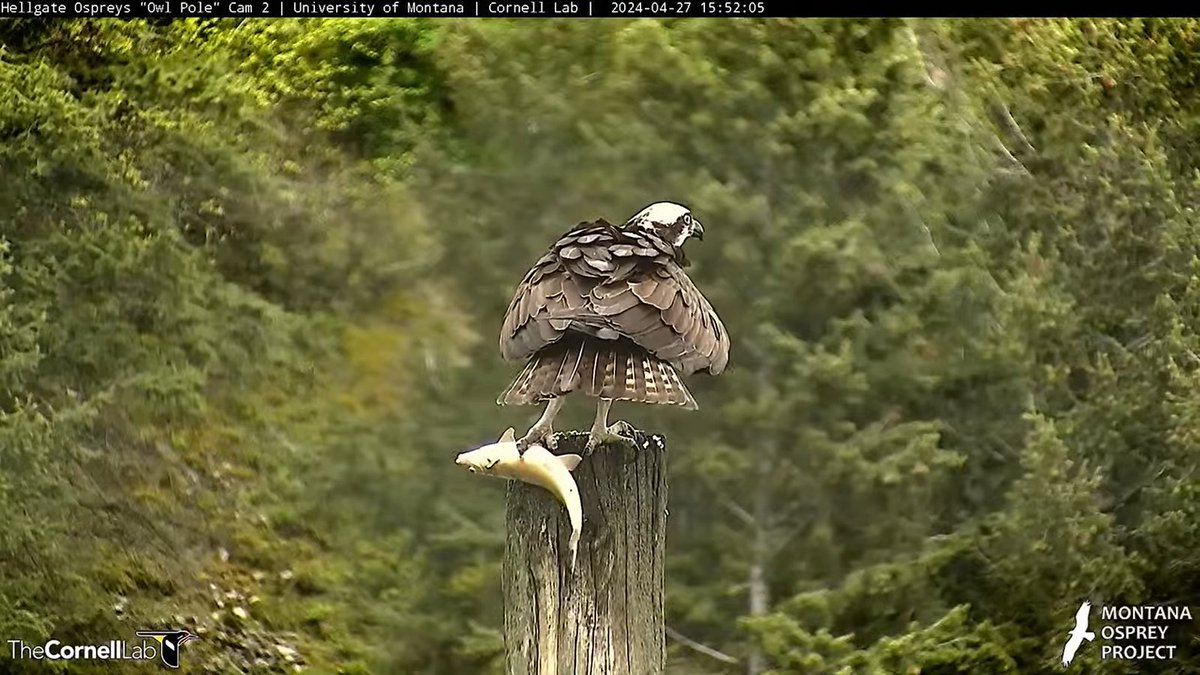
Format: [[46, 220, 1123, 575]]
[[497, 201, 730, 453], [1061, 601, 1095, 666]]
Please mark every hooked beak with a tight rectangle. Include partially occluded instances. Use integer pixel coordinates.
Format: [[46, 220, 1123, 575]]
[[692, 219, 704, 240]]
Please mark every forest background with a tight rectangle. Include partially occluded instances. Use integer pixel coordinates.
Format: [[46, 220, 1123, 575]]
[[2, 17, 1199, 675]]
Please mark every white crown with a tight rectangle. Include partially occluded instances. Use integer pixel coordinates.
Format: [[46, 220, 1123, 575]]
[[629, 202, 690, 225]]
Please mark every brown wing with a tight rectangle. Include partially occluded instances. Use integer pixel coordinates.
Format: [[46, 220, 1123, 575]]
[[498, 221, 602, 363], [626, 261, 730, 376], [499, 220, 729, 377]]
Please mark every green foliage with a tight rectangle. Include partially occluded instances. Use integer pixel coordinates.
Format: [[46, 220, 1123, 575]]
[[4, 16, 1200, 675]]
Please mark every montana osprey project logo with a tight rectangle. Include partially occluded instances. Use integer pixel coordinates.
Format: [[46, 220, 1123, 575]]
[[1059, 599, 1192, 667], [1061, 601, 1095, 666]]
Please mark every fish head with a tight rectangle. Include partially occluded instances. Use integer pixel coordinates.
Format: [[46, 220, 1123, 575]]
[[455, 427, 521, 476]]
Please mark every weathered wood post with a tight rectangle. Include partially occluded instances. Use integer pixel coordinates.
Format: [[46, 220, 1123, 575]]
[[503, 429, 667, 675]]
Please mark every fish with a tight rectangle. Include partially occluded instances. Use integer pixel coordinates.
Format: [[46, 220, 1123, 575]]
[[455, 427, 584, 570]]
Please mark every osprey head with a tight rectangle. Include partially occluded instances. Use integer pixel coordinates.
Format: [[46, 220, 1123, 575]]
[[625, 201, 704, 249]]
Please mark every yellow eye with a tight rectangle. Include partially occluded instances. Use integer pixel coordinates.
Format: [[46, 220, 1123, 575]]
[[468, 467, 477, 473]]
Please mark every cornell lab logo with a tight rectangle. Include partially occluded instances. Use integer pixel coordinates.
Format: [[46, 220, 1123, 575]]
[[1060, 599, 1193, 667], [8, 629, 198, 670], [136, 630, 200, 669]]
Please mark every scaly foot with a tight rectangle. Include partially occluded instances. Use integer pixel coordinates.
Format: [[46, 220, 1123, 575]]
[[584, 421, 636, 454], [516, 424, 557, 453], [608, 420, 639, 441]]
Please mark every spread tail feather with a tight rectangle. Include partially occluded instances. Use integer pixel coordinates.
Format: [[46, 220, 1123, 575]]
[[497, 336, 697, 409]]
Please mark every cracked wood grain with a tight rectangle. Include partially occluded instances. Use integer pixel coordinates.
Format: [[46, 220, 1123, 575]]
[[503, 430, 667, 675]]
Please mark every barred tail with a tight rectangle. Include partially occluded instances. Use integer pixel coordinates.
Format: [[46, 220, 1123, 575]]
[[497, 336, 697, 410]]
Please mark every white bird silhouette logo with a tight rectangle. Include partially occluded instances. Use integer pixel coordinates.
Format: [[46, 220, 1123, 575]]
[[1061, 601, 1095, 666]]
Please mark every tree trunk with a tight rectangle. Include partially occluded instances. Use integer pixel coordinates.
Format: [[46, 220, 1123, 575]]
[[746, 444, 771, 675], [503, 429, 667, 675]]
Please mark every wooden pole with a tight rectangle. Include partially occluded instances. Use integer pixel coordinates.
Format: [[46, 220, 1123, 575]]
[[502, 428, 667, 675]]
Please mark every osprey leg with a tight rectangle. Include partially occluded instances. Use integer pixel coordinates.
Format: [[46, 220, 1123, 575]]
[[517, 396, 564, 452], [586, 397, 632, 454]]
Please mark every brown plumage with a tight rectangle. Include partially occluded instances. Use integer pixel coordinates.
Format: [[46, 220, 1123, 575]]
[[498, 334, 699, 408], [497, 203, 729, 424]]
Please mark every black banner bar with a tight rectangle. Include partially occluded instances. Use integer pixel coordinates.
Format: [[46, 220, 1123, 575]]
[[0, 0, 789, 17]]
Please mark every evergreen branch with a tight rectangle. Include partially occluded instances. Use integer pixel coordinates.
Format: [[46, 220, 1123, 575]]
[[1099, 466, 1168, 514], [698, 473, 756, 528], [438, 502, 493, 538], [991, 98, 1037, 156], [665, 625, 739, 665], [990, 132, 1032, 177], [767, 516, 814, 561]]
